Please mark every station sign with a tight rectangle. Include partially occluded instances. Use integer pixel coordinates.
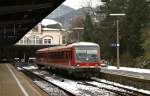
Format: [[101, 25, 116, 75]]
[[110, 43, 120, 47]]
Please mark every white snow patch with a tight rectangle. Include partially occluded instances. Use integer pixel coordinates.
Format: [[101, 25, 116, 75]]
[[23, 66, 38, 70], [71, 42, 99, 47], [105, 66, 150, 74], [44, 76, 80, 94], [41, 19, 61, 26], [33, 72, 111, 96], [17, 67, 23, 70]]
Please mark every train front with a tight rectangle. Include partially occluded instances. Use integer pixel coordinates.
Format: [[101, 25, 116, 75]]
[[71, 42, 101, 77]]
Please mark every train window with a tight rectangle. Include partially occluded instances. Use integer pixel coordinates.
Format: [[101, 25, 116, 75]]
[[49, 51, 64, 60], [57, 52, 64, 59], [75, 46, 99, 62], [49, 52, 56, 59]]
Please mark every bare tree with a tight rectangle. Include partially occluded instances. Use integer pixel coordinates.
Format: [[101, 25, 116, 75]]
[[80, 0, 102, 16], [71, 16, 84, 28]]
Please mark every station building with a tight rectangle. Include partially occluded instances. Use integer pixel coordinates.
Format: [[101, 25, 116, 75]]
[[16, 19, 66, 45]]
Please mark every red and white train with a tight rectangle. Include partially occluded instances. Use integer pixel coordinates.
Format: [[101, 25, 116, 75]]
[[36, 42, 104, 77]]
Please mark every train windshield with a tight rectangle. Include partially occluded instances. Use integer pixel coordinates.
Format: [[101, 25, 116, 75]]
[[75, 46, 99, 62]]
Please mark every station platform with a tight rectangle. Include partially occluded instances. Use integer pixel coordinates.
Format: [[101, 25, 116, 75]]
[[101, 66, 150, 80], [0, 63, 48, 96]]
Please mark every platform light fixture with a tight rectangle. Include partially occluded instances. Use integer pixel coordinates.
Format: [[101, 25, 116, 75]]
[[109, 13, 126, 69]]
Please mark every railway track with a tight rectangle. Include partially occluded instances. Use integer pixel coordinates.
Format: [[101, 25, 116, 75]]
[[78, 81, 135, 96], [22, 67, 76, 96], [21, 66, 150, 96], [91, 77, 150, 96]]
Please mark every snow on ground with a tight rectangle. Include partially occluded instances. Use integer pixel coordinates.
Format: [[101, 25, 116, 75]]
[[23, 65, 38, 70], [23, 65, 150, 95], [105, 66, 150, 74], [44, 76, 85, 95], [17, 67, 23, 70], [29, 68, 115, 96], [34, 80, 68, 96], [43, 76, 115, 96], [33, 71, 46, 76]]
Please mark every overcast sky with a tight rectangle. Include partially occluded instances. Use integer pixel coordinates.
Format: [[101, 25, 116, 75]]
[[63, 0, 102, 9]]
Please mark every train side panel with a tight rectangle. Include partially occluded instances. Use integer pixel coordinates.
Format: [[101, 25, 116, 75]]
[[36, 47, 74, 70]]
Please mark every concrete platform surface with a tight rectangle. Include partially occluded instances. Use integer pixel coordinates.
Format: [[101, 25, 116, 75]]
[[0, 63, 48, 96], [101, 67, 150, 80]]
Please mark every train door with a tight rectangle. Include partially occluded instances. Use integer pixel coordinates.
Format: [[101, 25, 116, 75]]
[[66, 50, 72, 66]]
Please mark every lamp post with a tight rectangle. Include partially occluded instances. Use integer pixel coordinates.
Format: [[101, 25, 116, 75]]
[[109, 13, 125, 69]]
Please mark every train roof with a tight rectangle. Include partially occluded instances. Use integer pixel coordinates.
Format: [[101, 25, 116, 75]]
[[68, 42, 99, 47], [36, 46, 66, 52], [37, 42, 99, 53]]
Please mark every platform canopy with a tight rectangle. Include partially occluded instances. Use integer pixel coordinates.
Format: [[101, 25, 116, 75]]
[[0, 0, 65, 46]]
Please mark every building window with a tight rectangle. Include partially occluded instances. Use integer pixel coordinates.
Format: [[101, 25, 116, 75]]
[[44, 39, 51, 44], [28, 39, 31, 44], [42, 36, 53, 45], [36, 37, 40, 44], [24, 37, 28, 44], [30, 36, 40, 45], [32, 36, 36, 44]]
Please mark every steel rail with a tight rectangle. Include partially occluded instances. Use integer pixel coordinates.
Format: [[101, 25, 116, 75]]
[[78, 81, 136, 96], [91, 77, 150, 96], [22, 68, 76, 96]]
